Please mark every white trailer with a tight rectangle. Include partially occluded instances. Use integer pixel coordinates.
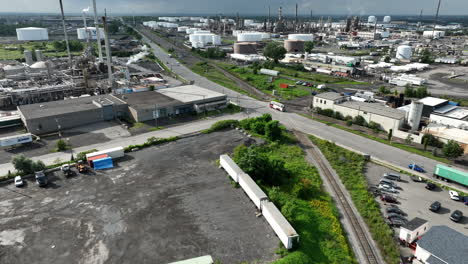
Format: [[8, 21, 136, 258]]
[[0, 133, 32, 147], [260, 68, 279, 76], [219, 154, 243, 183], [86, 146, 125, 160], [399, 217, 429, 244], [238, 173, 268, 210], [262, 201, 299, 249]]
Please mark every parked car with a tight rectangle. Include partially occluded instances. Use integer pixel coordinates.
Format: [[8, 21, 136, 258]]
[[463, 196, 468, 205], [379, 184, 397, 193], [429, 201, 441, 212], [295, 81, 302, 85], [386, 218, 407, 227], [408, 163, 425, 173], [383, 173, 401, 181], [425, 182, 436, 190], [380, 194, 397, 203], [61, 164, 73, 177], [387, 213, 406, 220], [410, 175, 424, 182], [450, 210, 463, 222], [14, 176, 24, 187], [35, 171, 48, 187], [380, 179, 398, 188], [386, 207, 406, 215], [449, 190, 460, 201]]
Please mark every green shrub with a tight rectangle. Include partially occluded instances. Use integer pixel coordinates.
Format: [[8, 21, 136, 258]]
[[346, 120, 353, 126], [201, 120, 239, 134]]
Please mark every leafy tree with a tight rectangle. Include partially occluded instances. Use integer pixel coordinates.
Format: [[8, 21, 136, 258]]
[[423, 136, 429, 150], [442, 140, 464, 159], [31, 160, 46, 172], [304, 41, 314, 53], [56, 139, 67, 151], [405, 134, 413, 144], [388, 129, 393, 142], [251, 121, 265, 135], [263, 42, 287, 63], [422, 134, 443, 148], [384, 56, 391, 63], [404, 84, 414, 97], [346, 120, 353, 126], [368, 121, 381, 131], [378, 86, 390, 95], [265, 120, 282, 141], [353, 116, 367, 126], [12, 155, 33, 174], [420, 49, 434, 64]]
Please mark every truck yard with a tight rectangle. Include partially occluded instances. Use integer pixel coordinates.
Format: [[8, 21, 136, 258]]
[[0, 130, 278, 264]]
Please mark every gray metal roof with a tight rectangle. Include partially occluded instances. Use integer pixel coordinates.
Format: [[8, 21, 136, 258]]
[[314, 92, 346, 101], [417, 225, 468, 264], [115, 91, 182, 111], [403, 217, 427, 231], [18, 95, 126, 120], [340, 101, 406, 120]]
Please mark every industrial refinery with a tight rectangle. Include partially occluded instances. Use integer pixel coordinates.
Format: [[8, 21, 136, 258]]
[[0, 0, 468, 264]]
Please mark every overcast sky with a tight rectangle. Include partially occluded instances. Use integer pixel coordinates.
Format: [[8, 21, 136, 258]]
[[1, 0, 467, 15]]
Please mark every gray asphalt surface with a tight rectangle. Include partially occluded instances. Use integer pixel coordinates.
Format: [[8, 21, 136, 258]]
[[0, 130, 278, 264]]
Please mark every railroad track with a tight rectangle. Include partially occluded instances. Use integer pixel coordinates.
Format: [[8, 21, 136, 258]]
[[294, 131, 382, 264]]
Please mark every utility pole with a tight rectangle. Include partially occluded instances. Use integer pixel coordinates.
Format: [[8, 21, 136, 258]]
[[432, 0, 442, 40], [59, 0, 72, 66], [102, 14, 113, 87], [92, 0, 103, 62]]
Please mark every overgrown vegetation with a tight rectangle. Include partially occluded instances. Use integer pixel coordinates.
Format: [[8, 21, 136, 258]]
[[11, 155, 46, 175], [309, 136, 400, 264], [192, 47, 226, 59], [314, 107, 382, 132], [404, 84, 429, 98], [228, 117, 356, 263], [123, 136, 179, 152]]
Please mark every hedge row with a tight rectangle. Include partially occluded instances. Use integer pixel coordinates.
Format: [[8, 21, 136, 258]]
[[123, 136, 179, 152]]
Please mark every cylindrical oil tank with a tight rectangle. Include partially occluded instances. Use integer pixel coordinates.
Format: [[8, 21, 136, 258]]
[[238, 33, 262, 42], [284, 40, 304, 53], [288, 34, 314, 42], [408, 101, 423, 130], [233, 42, 257, 54], [368, 16, 376, 23], [396, 45, 412, 60], [383, 16, 392, 23], [24, 50, 33, 65], [16, 27, 49, 41]]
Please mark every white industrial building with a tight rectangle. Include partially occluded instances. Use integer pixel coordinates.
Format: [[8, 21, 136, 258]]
[[389, 74, 427, 86], [77, 27, 104, 40], [414, 226, 468, 264], [16, 27, 49, 41], [313, 92, 406, 132], [423, 30, 445, 39], [399, 217, 429, 244], [189, 33, 221, 48]]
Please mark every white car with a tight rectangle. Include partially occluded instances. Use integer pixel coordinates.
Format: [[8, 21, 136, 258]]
[[379, 184, 397, 193], [14, 176, 24, 187], [449, 190, 460, 201]]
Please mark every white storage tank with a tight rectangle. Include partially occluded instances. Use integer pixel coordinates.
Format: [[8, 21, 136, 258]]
[[368, 16, 377, 24], [408, 101, 423, 130], [77, 27, 105, 40], [238, 33, 262, 42], [396, 45, 412, 60], [177, 26, 189, 32], [288, 34, 314, 42], [16, 27, 49, 41], [383, 16, 392, 23]]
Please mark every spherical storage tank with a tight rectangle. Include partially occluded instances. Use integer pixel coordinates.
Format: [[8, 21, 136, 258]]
[[368, 16, 376, 24], [237, 33, 262, 42], [284, 40, 305, 53], [233, 42, 257, 54], [288, 34, 314, 42], [396, 45, 412, 60], [16, 27, 49, 41], [383, 16, 392, 23]]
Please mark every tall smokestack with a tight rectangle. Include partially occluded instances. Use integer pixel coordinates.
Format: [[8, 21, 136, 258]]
[[92, 0, 103, 62], [102, 15, 113, 87], [295, 3, 298, 32], [59, 0, 72, 66], [268, 6, 271, 32], [432, 0, 442, 39]]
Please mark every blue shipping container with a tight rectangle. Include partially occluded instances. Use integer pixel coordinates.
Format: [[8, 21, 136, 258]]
[[93, 157, 114, 170]]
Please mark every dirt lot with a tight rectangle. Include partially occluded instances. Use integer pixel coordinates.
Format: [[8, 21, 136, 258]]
[[0, 130, 278, 264], [364, 162, 468, 256]]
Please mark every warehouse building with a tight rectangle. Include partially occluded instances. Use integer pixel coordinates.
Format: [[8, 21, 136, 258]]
[[414, 225, 468, 264], [18, 95, 128, 134], [313, 92, 405, 132]]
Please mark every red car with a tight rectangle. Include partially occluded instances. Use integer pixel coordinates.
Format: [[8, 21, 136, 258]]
[[380, 194, 397, 203]]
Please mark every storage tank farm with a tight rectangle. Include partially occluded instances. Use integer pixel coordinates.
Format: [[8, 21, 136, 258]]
[[396, 45, 412, 60], [408, 101, 423, 131]]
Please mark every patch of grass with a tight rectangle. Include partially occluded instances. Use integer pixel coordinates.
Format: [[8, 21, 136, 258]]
[[0, 42, 82, 60], [149, 126, 165, 131], [274, 66, 368, 85], [130, 122, 146, 130], [300, 113, 451, 164], [309, 135, 400, 264]]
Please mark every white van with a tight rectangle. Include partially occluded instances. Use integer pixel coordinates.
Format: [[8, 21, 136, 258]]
[[269, 101, 285, 112]]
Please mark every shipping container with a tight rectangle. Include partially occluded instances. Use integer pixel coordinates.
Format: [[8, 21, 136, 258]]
[[238, 173, 268, 210], [219, 154, 243, 183], [259, 68, 279, 76], [93, 157, 114, 170], [0, 133, 32, 147], [279, 83, 289, 89], [86, 147, 125, 160], [434, 164, 468, 186], [87, 154, 109, 167], [262, 201, 299, 249]]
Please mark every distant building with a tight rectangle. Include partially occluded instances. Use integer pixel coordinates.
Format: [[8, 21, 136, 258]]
[[414, 225, 468, 264], [16, 27, 49, 41]]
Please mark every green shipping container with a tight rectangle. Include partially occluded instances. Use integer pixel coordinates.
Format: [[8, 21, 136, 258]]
[[434, 164, 468, 186]]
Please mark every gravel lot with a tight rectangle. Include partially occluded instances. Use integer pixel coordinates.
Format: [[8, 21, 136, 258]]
[[0, 130, 277, 264], [365, 162, 468, 235]]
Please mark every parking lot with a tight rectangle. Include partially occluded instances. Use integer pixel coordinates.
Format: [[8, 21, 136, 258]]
[[0, 130, 277, 264], [365, 162, 468, 236]]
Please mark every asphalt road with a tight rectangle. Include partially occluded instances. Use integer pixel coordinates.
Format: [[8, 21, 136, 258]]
[[139, 30, 467, 193]]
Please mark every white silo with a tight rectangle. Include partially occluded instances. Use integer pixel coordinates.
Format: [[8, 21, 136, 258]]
[[288, 34, 314, 41], [238, 33, 262, 42], [368, 16, 376, 24], [396, 45, 412, 60], [408, 101, 423, 131], [383, 16, 392, 23], [16, 27, 49, 41]]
